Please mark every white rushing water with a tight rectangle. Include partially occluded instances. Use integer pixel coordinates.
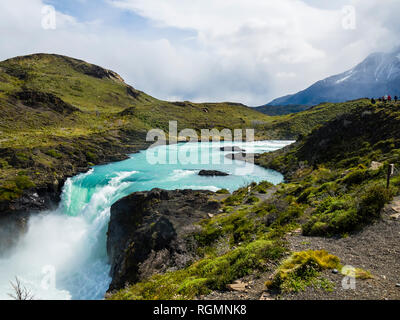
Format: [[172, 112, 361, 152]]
[[0, 141, 293, 300]]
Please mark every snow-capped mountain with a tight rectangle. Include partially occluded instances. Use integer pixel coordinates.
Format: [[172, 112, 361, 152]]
[[269, 48, 400, 106]]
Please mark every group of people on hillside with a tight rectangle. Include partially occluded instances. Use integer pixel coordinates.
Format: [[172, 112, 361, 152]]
[[371, 95, 398, 104]]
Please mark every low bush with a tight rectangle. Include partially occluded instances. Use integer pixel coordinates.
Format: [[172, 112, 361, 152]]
[[267, 250, 340, 293]]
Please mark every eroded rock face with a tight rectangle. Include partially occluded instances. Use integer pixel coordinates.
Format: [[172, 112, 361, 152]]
[[12, 90, 80, 115], [107, 188, 221, 291]]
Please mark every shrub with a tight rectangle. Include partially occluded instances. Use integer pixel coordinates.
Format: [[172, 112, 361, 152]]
[[216, 189, 230, 195], [297, 187, 317, 203], [357, 183, 393, 222], [267, 250, 340, 293], [303, 183, 394, 236], [342, 168, 369, 186], [302, 196, 356, 236], [223, 187, 248, 206], [245, 196, 259, 204], [253, 181, 273, 194], [14, 175, 35, 190], [274, 204, 303, 226]]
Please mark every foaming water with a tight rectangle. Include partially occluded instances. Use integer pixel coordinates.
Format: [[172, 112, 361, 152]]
[[0, 140, 293, 300]]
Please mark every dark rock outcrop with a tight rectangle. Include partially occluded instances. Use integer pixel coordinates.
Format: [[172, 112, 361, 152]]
[[198, 170, 229, 177], [220, 146, 246, 152], [126, 86, 140, 99], [107, 188, 221, 291], [12, 90, 80, 115], [118, 106, 136, 116]]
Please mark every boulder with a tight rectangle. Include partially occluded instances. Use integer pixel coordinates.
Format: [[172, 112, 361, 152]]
[[220, 146, 246, 152], [370, 161, 384, 171], [198, 170, 229, 177], [227, 280, 248, 292]]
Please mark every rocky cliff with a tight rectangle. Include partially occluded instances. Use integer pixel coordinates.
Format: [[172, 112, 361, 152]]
[[107, 188, 221, 291]]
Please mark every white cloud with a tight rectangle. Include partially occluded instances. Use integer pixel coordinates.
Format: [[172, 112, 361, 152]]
[[1, 0, 400, 105], [107, 0, 400, 103]]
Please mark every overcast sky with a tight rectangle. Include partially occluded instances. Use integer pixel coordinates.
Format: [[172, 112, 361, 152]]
[[0, 0, 399, 105]]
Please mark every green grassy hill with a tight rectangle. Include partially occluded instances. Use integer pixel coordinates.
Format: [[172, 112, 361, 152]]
[[256, 99, 372, 140], [0, 53, 270, 148], [254, 104, 309, 116]]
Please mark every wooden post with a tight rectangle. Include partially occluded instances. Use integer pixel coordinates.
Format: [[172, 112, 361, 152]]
[[387, 164, 394, 189]]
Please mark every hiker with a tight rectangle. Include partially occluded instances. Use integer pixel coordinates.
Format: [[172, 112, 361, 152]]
[[388, 95, 392, 102], [395, 96, 398, 102], [384, 95, 388, 103], [371, 98, 376, 104]]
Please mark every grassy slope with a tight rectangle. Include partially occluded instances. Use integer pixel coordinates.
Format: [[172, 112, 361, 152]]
[[254, 104, 309, 116], [256, 99, 371, 140], [110, 102, 400, 300]]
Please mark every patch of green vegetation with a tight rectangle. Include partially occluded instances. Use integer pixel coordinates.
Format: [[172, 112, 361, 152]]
[[223, 186, 250, 206], [253, 181, 273, 194], [109, 239, 286, 300], [245, 195, 260, 204], [45, 149, 63, 159], [216, 189, 230, 195], [303, 183, 394, 236], [266, 250, 340, 293], [256, 100, 370, 140], [0, 175, 36, 201], [0, 159, 10, 169]]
